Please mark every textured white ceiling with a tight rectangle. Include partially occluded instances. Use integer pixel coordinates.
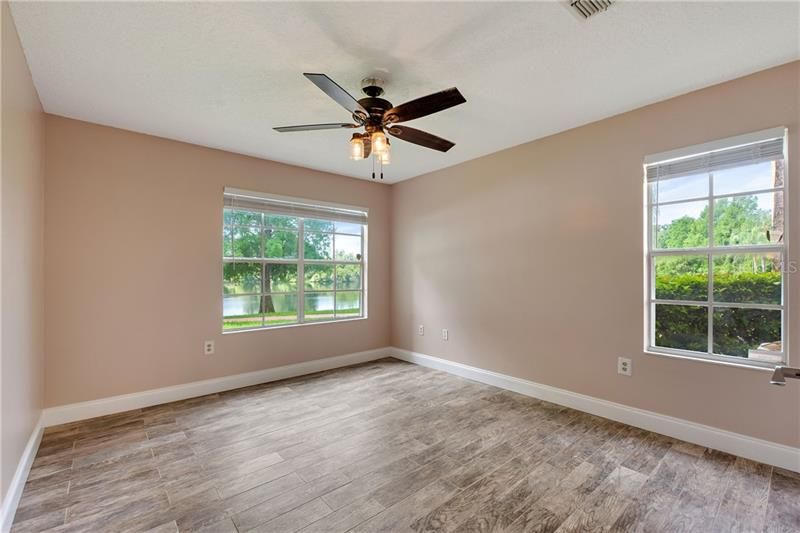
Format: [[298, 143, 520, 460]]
[[10, 1, 800, 183]]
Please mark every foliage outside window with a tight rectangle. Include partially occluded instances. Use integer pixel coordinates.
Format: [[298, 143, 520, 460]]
[[646, 131, 787, 366], [223, 198, 365, 331]]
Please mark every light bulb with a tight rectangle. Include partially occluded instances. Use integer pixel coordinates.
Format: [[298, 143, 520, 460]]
[[371, 131, 388, 155], [380, 146, 391, 165], [349, 134, 364, 160]]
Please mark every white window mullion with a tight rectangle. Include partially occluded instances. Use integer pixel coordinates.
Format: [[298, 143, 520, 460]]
[[707, 171, 714, 355], [298, 218, 305, 324]]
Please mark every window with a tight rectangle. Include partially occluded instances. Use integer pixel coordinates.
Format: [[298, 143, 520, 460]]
[[222, 188, 367, 331], [645, 128, 788, 367]]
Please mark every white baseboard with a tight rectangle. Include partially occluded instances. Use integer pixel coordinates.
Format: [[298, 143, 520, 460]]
[[41, 347, 391, 427], [390, 347, 800, 473], [1, 415, 43, 533]]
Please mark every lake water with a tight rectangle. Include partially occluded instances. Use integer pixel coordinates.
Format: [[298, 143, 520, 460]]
[[224, 292, 358, 316]]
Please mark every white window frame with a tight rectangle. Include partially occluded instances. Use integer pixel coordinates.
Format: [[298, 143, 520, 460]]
[[644, 128, 789, 368], [222, 189, 368, 333]]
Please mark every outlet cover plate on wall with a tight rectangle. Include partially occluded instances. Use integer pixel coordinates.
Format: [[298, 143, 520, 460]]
[[618, 357, 631, 376]]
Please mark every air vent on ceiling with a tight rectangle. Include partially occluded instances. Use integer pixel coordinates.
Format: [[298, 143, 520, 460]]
[[570, 0, 614, 19]]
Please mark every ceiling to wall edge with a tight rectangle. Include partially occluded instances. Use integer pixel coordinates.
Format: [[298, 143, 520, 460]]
[[39, 59, 799, 187]]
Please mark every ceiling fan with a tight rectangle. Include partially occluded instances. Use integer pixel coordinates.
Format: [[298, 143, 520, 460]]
[[274, 74, 466, 179]]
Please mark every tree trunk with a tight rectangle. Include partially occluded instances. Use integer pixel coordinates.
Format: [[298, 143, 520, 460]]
[[261, 263, 276, 314]]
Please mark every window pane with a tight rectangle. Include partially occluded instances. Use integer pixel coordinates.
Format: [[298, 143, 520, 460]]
[[305, 292, 335, 321], [713, 162, 779, 196], [713, 307, 782, 360], [653, 201, 708, 249], [335, 234, 362, 261], [654, 304, 708, 353], [336, 264, 361, 290], [714, 192, 783, 247], [223, 262, 261, 295], [224, 209, 261, 226], [335, 221, 362, 235], [654, 256, 707, 301], [264, 214, 298, 229], [264, 264, 297, 293], [305, 264, 334, 290], [263, 230, 298, 259], [305, 218, 334, 232], [223, 226, 234, 257], [336, 291, 361, 318], [262, 294, 298, 326], [713, 253, 782, 305], [650, 172, 708, 204], [224, 295, 261, 318], [232, 226, 261, 258], [304, 232, 333, 260]]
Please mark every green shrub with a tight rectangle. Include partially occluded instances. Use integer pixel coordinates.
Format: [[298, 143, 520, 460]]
[[654, 272, 781, 357]]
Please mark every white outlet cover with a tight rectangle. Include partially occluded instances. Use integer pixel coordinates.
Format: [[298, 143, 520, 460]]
[[617, 357, 632, 376], [418, 325, 424, 336], [442, 329, 449, 341], [204, 340, 215, 355]]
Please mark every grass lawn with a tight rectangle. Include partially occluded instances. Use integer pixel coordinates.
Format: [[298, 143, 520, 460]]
[[223, 309, 360, 330]]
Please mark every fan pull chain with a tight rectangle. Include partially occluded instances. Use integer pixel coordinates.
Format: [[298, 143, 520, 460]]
[[371, 153, 375, 180]]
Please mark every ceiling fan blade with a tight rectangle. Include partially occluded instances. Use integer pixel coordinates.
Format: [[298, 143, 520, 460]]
[[387, 125, 455, 152], [273, 123, 358, 132], [384, 88, 466, 124], [304, 73, 368, 118]]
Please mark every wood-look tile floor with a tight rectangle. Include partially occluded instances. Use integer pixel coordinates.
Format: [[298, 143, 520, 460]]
[[11, 358, 800, 533]]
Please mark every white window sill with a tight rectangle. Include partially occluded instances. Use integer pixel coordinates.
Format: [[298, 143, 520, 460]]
[[222, 316, 368, 335], [643, 348, 780, 372]]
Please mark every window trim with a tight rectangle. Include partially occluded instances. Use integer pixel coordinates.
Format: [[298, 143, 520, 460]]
[[222, 193, 368, 333], [644, 128, 790, 369]]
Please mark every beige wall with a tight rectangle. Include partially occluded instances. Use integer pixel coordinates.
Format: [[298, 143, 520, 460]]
[[1, 2, 45, 503], [44, 116, 391, 407], [391, 61, 800, 447]]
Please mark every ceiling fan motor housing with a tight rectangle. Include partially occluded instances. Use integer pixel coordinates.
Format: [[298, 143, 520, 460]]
[[361, 77, 385, 97]]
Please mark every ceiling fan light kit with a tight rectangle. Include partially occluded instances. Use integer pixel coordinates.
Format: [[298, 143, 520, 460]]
[[274, 73, 466, 179]]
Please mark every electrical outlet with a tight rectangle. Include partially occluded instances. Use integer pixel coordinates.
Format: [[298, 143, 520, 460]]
[[204, 340, 215, 355], [442, 328, 449, 341], [617, 357, 631, 376], [418, 325, 425, 336]]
